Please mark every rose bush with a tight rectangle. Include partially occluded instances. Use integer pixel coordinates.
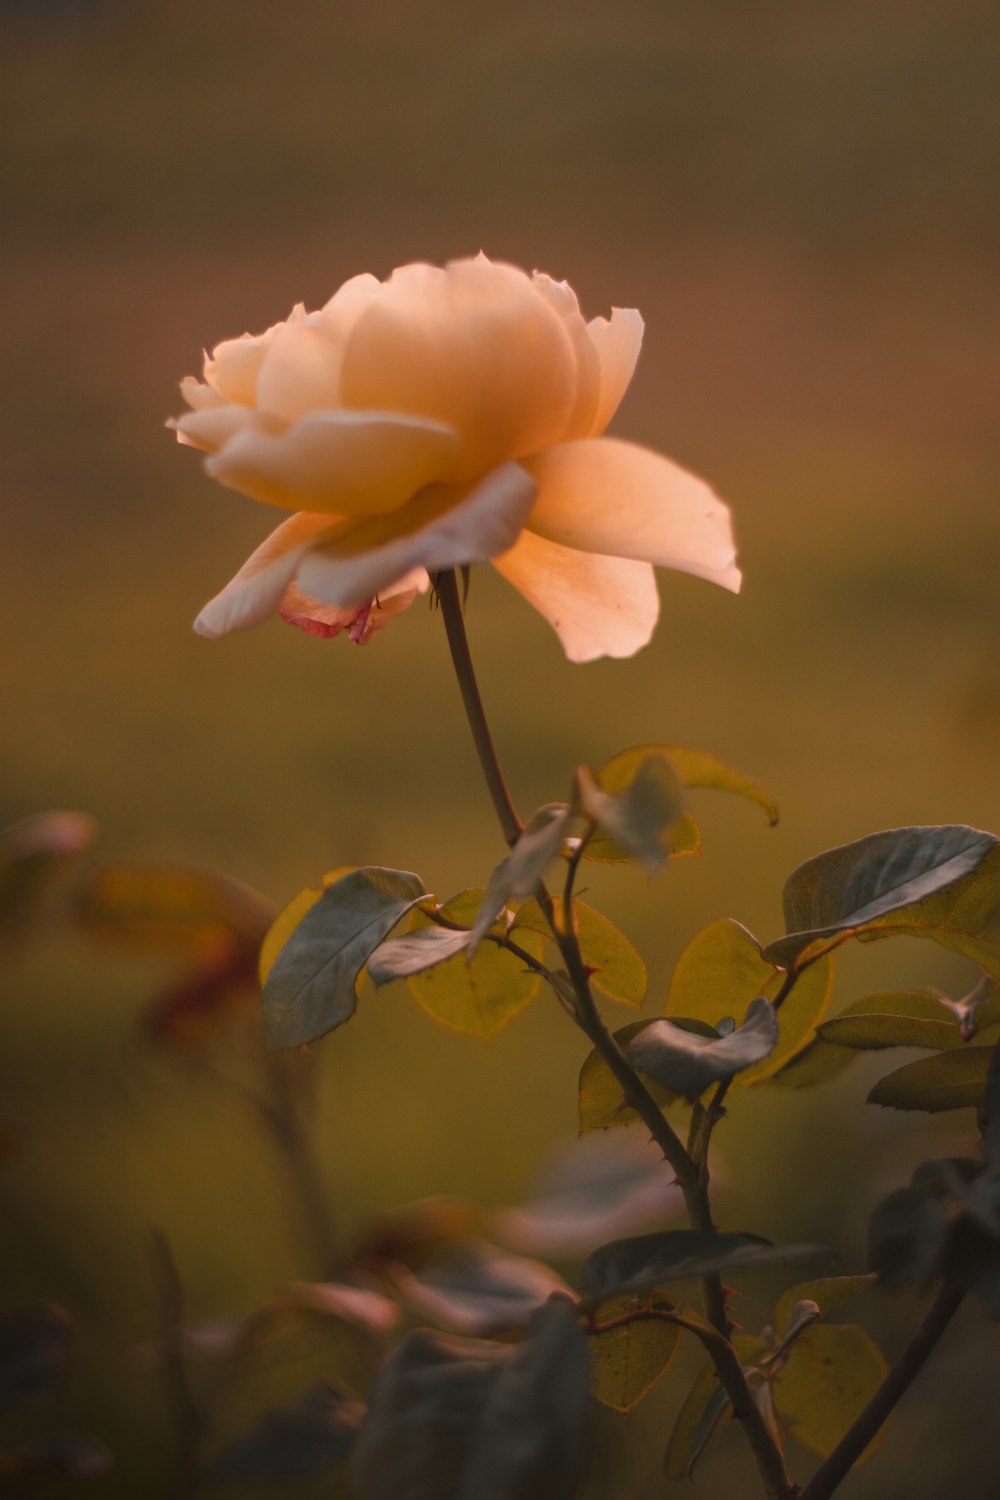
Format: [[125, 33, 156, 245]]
[[170, 255, 740, 661]]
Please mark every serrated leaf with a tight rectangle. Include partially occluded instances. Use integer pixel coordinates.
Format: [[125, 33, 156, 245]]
[[818, 1014, 962, 1051], [261, 868, 425, 1049], [579, 1230, 820, 1298], [581, 810, 701, 865], [368, 925, 472, 984], [764, 825, 999, 969], [666, 918, 832, 1086], [590, 1298, 681, 1412], [627, 998, 778, 1100], [773, 1275, 876, 1338], [513, 898, 647, 1007], [205, 1381, 366, 1482], [663, 1335, 767, 1480], [387, 1240, 571, 1337], [773, 1323, 888, 1461], [407, 891, 543, 1039], [578, 755, 683, 871], [868, 1046, 994, 1112], [600, 744, 778, 824], [495, 1133, 683, 1257], [470, 804, 573, 954], [578, 1019, 685, 1133]]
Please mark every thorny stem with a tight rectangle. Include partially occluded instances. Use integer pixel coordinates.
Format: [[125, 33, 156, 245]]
[[797, 1284, 966, 1500], [435, 571, 795, 1500], [151, 1231, 204, 1499]]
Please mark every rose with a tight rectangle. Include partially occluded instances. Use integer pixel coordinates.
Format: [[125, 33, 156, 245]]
[[170, 255, 739, 662]]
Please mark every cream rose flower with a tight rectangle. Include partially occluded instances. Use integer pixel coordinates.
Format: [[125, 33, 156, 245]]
[[170, 254, 740, 661]]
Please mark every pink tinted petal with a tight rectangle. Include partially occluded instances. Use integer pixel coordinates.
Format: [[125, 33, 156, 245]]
[[204, 410, 461, 513], [585, 308, 644, 434], [297, 461, 537, 610], [340, 257, 578, 479], [531, 272, 601, 441], [524, 437, 741, 591], [492, 531, 659, 662], [194, 512, 339, 639]]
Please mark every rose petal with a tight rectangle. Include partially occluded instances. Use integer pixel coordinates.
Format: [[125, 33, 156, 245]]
[[297, 460, 538, 610], [585, 308, 644, 434], [340, 256, 578, 479], [204, 410, 462, 513], [492, 531, 660, 662], [194, 511, 339, 639], [524, 437, 741, 591]]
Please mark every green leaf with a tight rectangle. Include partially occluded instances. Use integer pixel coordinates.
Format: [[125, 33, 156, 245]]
[[407, 891, 543, 1040], [773, 1324, 889, 1461], [666, 918, 833, 1086], [774, 1275, 876, 1338], [868, 1046, 994, 1112], [579, 1231, 822, 1298], [663, 1336, 767, 1480], [578, 1020, 687, 1133], [368, 925, 472, 984], [818, 1014, 963, 1051], [627, 998, 779, 1100], [512, 898, 647, 1007], [578, 755, 683, 871], [261, 868, 425, 1049], [205, 1382, 365, 1482], [387, 1240, 571, 1337], [470, 804, 574, 954], [599, 744, 778, 824], [764, 825, 999, 970], [590, 1298, 681, 1413]]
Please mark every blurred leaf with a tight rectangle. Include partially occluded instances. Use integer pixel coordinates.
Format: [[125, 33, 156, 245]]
[[818, 1014, 962, 1051], [764, 826, 1000, 970], [577, 1019, 683, 1133], [0, 1304, 72, 1407], [80, 861, 273, 957], [470, 804, 573, 954], [599, 744, 778, 824], [868, 1185, 949, 1286], [495, 1133, 683, 1257], [205, 1381, 366, 1482], [351, 1328, 510, 1500], [513, 898, 647, 1007], [589, 1298, 681, 1413], [579, 1231, 819, 1298], [664, 1336, 767, 1480], [388, 1240, 571, 1337], [455, 1296, 590, 1500], [581, 810, 701, 865], [666, 919, 832, 1086], [368, 926, 472, 984], [0, 811, 97, 945], [352, 1198, 481, 1272], [773, 1324, 889, 1461], [407, 891, 543, 1040], [261, 868, 425, 1049], [868, 1046, 994, 1112], [774, 1275, 876, 1338], [577, 755, 682, 870], [627, 998, 778, 1100]]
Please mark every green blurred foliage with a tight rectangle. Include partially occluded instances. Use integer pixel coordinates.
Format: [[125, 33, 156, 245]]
[[1, 0, 1000, 1494]]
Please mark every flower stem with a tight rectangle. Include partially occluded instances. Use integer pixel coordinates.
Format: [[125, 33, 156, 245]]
[[797, 1283, 965, 1500], [434, 569, 522, 848]]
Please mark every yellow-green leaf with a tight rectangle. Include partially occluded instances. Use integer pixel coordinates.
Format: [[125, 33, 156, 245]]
[[773, 1323, 888, 1461], [407, 890, 543, 1040], [600, 745, 778, 825], [590, 1299, 681, 1413], [512, 899, 647, 1007], [666, 918, 833, 1086]]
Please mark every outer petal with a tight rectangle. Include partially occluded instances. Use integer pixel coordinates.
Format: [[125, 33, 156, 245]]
[[585, 308, 644, 435], [339, 257, 578, 479], [204, 410, 462, 513], [492, 530, 659, 662], [194, 511, 339, 639], [523, 437, 741, 592], [297, 460, 538, 610]]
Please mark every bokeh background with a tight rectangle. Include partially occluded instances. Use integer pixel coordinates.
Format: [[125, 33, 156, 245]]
[[2, 0, 1000, 1493]]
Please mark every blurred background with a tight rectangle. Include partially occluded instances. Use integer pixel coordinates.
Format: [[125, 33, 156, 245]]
[[2, 0, 999, 1493]]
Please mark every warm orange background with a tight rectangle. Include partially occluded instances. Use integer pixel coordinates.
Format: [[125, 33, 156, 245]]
[[2, 2, 999, 1494]]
